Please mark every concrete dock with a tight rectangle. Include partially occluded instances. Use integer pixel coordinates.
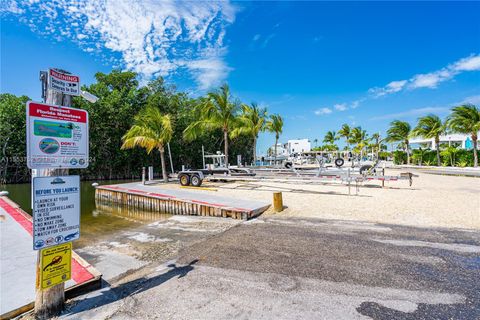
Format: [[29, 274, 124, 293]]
[[0, 197, 101, 319], [95, 182, 271, 220]]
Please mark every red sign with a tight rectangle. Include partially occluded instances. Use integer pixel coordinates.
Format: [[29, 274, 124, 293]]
[[26, 101, 89, 169], [28, 102, 87, 123], [49, 69, 80, 83]]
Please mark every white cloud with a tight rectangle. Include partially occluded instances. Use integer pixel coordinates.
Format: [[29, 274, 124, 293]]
[[334, 103, 347, 111], [459, 95, 480, 105], [453, 55, 480, 71], [252, 34, 261, 41], [369, 80, 408, 97], [314, 107, 332, 115], [370, 107, 449, 121], [370, 54, 480, 96], [1, 0, 236, 89], [350, 100, 361, 109], [1, 0, 24, 14], [262, 33, 275, 48]]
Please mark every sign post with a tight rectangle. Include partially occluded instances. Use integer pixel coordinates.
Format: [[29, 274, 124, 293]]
[[32, 69, 85, 319]]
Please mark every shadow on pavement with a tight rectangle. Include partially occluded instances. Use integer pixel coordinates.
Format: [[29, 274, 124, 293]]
[[63, 259, 198, 316]]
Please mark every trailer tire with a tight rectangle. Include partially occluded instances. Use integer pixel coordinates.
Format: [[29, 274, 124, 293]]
[[285, 162, 293, 169], [179, 173, 190, 186], [334, 158, 344, 167], [359, 165, 375, 174], [190, 174, 203, 187]]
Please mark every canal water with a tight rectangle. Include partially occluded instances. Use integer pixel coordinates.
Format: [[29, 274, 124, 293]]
[[3, 180, 171, 249]]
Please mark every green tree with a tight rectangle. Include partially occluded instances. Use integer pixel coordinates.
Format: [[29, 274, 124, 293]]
[[411, 114, 446, 166], [371, 132, 380, 156], [183, 84, 240, 164], [0, 93, 30, 183], [266, 114, 284, 164], [349, 127, 369, 156], [448, 104, 480, 167], [231, 103, 268, 165], [73, 70, 149, 179], [323, 131, 338, 145], [338, 124, 351, 149], [386, 120, 412, 164], [121, 106, 173, 182]]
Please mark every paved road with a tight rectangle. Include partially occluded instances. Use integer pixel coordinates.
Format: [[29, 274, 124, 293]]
[[61, 216, 480, 320]]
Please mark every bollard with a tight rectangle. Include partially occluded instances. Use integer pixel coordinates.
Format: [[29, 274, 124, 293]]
[[142, 167, 146, 185], [273, 192, 283, 212]]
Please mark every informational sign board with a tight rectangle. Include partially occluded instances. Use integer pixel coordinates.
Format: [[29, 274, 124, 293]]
[[48, 69, 80, 96], [26, 101, 89, 169], [33, 175, 80, 250], [40, 242, 72, 289]]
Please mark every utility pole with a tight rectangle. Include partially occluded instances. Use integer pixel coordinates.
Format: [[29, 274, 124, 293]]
[[34, 69, 71, 319]]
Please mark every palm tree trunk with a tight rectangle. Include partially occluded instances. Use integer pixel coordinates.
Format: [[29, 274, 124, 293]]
[[406, 142, 410, 165], [253, 136, 257, 166], [435, 137, 441, 166], [274, 136, 278, 166], [473, 135, 478, 167], [224, 129, 229, 166], [160, 147, 168, 183]]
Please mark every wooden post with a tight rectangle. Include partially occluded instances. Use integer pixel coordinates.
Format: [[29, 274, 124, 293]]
[[273, 192, 283, 212], [34, 69, 71, 319], [382, 168, 385, 188]]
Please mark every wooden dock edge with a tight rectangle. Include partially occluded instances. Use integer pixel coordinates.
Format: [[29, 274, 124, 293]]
[[0, 197, 102, 320], [95, 186, 270, 220]]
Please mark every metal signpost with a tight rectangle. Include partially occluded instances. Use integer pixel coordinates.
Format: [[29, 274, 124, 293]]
[[29, 68, 95, 319]]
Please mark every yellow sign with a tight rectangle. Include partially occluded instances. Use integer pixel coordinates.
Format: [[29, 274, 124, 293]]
[[40, 242, 72, 289]]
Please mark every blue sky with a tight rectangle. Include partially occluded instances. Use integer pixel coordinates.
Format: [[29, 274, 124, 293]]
[[1, 1, 480, 153]]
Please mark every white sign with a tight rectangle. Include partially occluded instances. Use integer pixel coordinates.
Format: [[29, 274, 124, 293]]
[[33, 176, 80, 250], [26, 101, 89, 169], [48, 69, 80, 96]]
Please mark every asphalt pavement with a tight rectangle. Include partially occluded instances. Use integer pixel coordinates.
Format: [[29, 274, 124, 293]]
[[60, 216, 480, 320]]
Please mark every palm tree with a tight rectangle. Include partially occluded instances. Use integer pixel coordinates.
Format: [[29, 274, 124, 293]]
[[122, 106, 173, 182], [349, 126, 369, 157], [323, 131, 338, 145], [448, 104, 480, 167], [231, 103, 268, 165], [183, 84, 240, 164], [411, 114, 446, 166], [370, 132, 381, 159], [386, 120, 412, 164], [338, 124, 351, 150], [313, 138, 318, 147], [266, 114, 284, 164]]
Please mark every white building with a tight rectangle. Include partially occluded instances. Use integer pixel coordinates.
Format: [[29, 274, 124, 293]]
[[269, 143, 288, 157], [285, 139, 311, 155], [410, 132, 479, 149]]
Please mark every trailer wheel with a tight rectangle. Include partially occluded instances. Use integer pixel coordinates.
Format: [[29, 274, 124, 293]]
[[179, 174, 190, 186], [334, 158, 344, 167], [190, 174, 203, 187], [359, 165, 375, 174]]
